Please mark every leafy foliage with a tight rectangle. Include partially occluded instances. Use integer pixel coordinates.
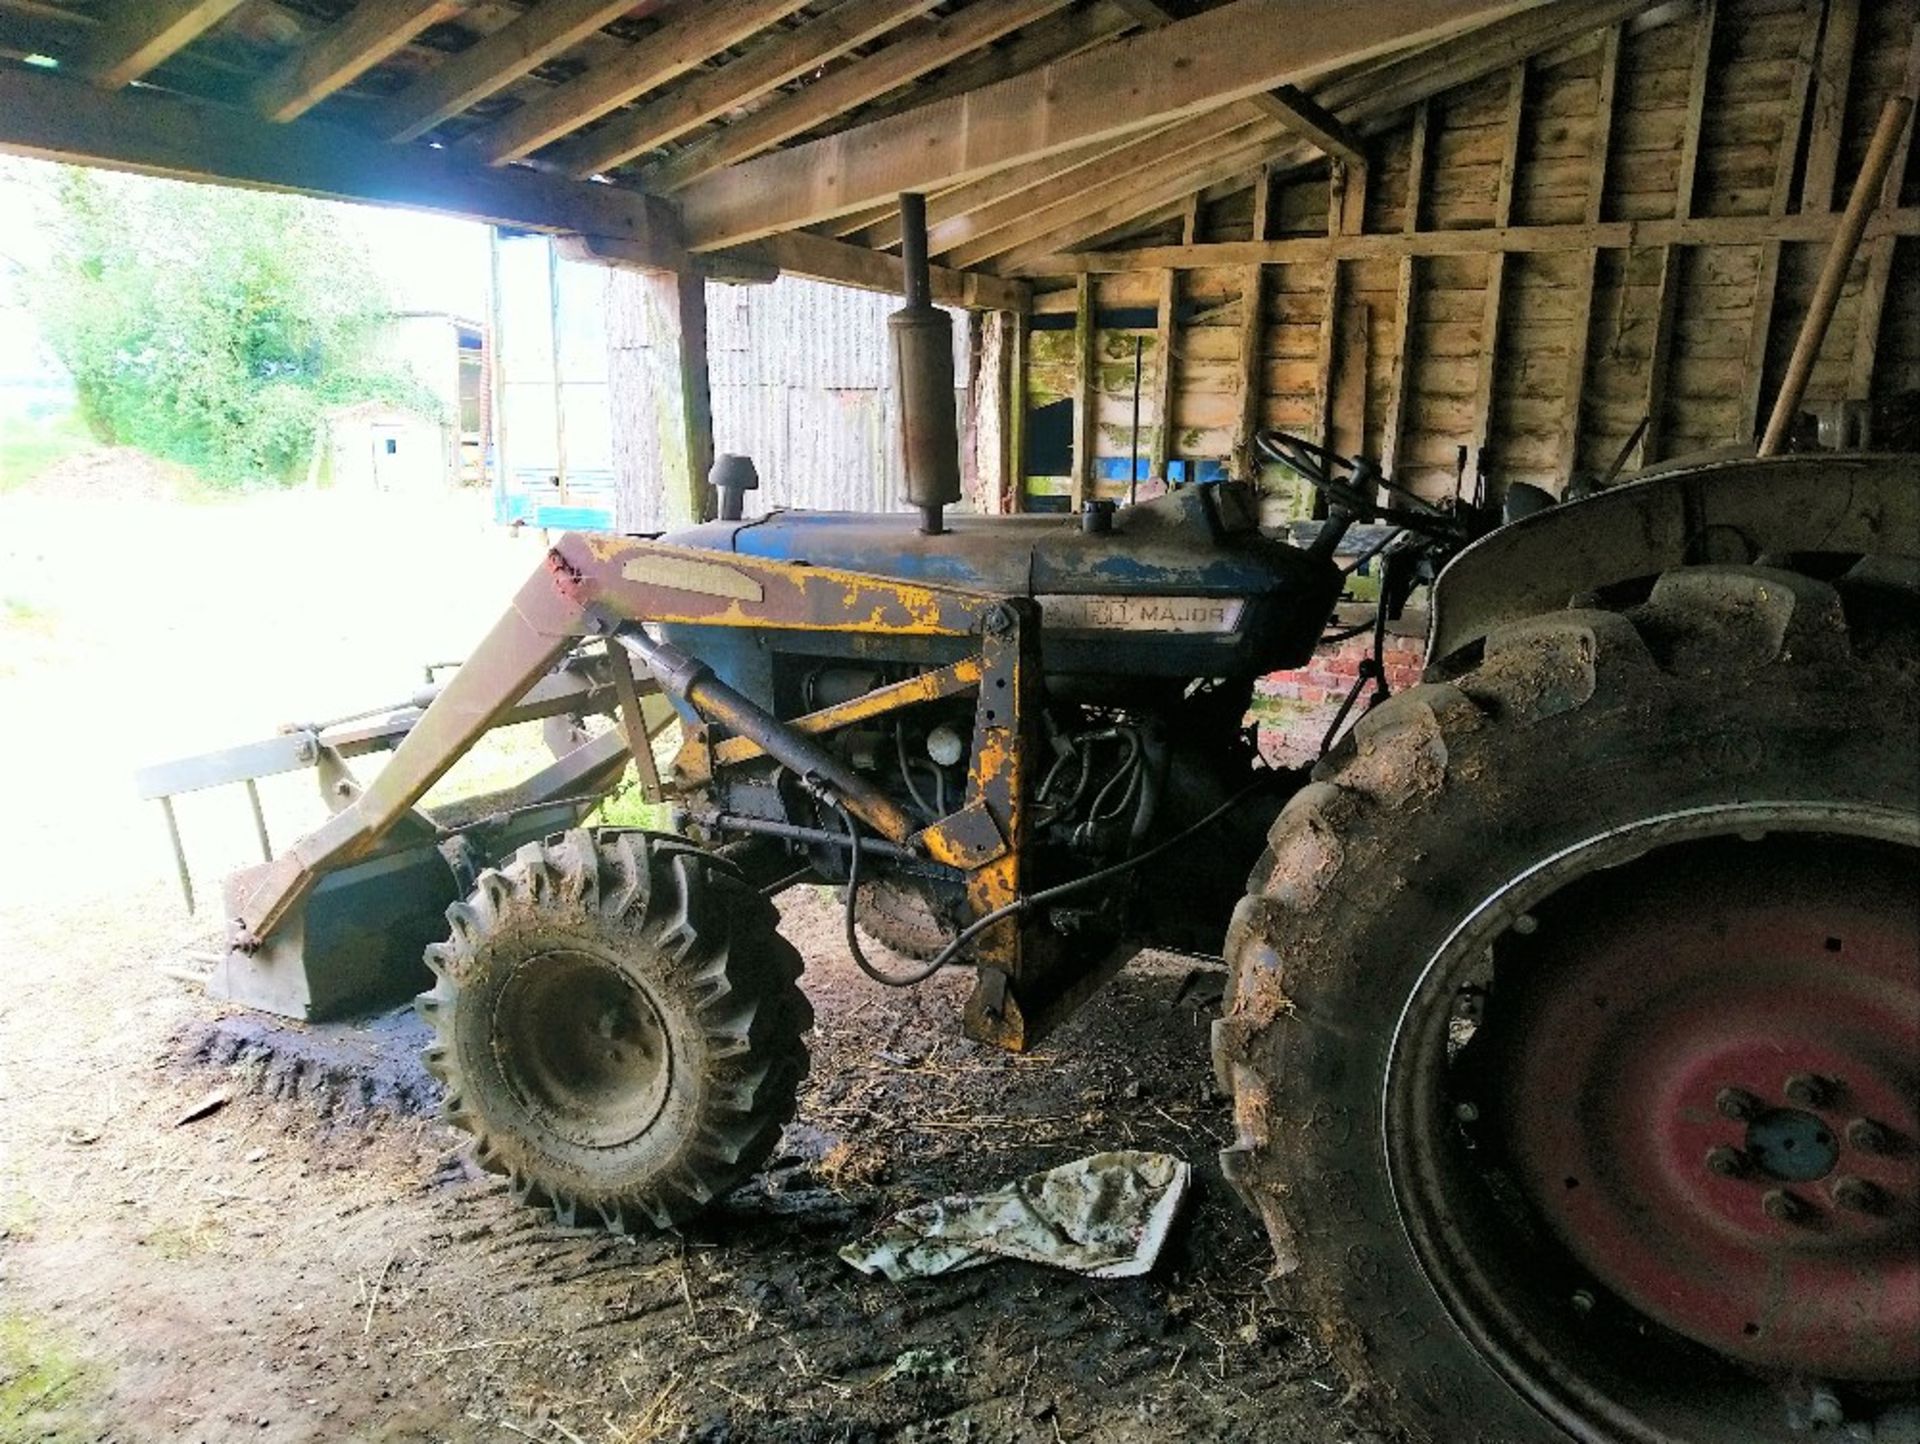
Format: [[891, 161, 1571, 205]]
[[26, 170, 439, 485]]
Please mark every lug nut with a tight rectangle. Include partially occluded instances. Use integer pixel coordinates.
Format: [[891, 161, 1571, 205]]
[[1705, 1146, 1750, 1178], [1455, 1101, 1480, 1124], [1570, 1289, 1595, 1317], [1846, 1118, 1890, 1154], [1785, 1073, 1835, 1108], [1763, 1189, 1814, 1224], [1717, 1087, 1762, 1122], [1511, 913, 1539, 936], [1831, 1176, 1886, 1215]]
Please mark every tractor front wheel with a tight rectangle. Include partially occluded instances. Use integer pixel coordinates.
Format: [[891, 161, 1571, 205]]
[[1214, 563, 1919, 1442], [419, 829, 811, 1231]]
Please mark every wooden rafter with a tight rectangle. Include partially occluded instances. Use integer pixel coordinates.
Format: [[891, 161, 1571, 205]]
[[674, 0, 1541, 250], [941, 114, 1259, 268], [988, 0, 1657, 275], [374, 0, 638, 144], [80, 0, 245, 91], [468, 0, 815, 166], [642, 0, 1072, 196], [0, 64, 686, 267], [253, 0, 466, 124], [551, 0, 941, 180], [854, 135, 1125, 251], [719, 229, 1031, 312]]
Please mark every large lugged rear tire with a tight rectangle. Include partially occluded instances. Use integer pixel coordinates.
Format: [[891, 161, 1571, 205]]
[[419, 828, 811, 1231], [1213, 563, 1919, 1443]]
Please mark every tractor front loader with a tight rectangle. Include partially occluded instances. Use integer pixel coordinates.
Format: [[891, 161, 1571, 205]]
[[178, 196, 1919, 1444]]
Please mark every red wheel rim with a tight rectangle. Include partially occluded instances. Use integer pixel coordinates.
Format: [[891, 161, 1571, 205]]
[[1497, 838, 1920, 1382]]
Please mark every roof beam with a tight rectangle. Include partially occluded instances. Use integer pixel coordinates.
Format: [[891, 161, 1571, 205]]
[[718, 229, 1031, 312], [676, 0, 1543, 250], [374, 0, 639, 144], [1107, 0, 1367, 164], [253, 0, 468, 123], [80, 0, 246, 91], [643, 0, 1073, 195], [0, 64, 687, 269], [468, 0, 815, 166], [858, 133, 1132, 251], [551, 0, 941, 180]]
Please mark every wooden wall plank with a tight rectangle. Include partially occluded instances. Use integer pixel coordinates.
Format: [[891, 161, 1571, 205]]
[[1230, 264, 1267, 476], [1468, 61, 1527, 483], [1382, 100, 1431, 481]]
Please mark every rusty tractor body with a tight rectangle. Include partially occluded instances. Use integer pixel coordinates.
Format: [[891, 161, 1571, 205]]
[[158, 198, 1918, 1443]]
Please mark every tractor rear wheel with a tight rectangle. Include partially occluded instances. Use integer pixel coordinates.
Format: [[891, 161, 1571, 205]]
[[1213, 563, 1919, 1442], [419, 828, 810, 1231]]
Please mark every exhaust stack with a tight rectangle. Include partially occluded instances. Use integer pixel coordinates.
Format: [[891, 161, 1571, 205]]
[[889, 192, 961, 535]]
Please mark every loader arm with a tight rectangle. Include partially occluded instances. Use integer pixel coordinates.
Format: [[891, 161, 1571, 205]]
[[229, 531, 1008, 949]]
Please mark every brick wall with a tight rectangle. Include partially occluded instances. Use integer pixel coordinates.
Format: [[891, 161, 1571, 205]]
[[1255, 629, 1429, 769]]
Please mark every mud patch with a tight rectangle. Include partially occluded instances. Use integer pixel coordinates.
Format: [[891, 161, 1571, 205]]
[[168, 1006, 441, 1126]]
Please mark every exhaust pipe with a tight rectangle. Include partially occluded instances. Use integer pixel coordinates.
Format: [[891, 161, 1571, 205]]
[[890, 192, 961, 535]]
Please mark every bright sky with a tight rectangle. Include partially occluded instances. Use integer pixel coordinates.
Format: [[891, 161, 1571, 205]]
[[0, 156, 493, 382]]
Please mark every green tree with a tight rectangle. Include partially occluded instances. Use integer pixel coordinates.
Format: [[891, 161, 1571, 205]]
[[27, 168, 438, 485]]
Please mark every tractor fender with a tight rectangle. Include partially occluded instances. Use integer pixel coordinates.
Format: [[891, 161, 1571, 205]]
[[1426, 452, 1920, 669]]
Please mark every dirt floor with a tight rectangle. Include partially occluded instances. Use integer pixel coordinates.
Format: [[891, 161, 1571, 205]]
[[0, 476, 1384, 1444]]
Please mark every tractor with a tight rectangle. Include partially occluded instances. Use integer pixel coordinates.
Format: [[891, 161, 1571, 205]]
[[196, 196, 1917, 1442]]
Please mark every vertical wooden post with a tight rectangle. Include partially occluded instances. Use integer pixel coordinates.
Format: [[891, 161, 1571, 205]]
[[1801, 0, 1860, 214], [1070, 273, 1096, 510], [1313, 159, 1368, 448], [1007, 311, 1029, 512], [639, 268, 715, 527], [1637, 0, 1715, 470], [1467, 61, 1525, 488], [1848, 22, 1920, 406], [1382, 99, 1430, 482], [1230, 261, 1267, 479], [1737, 0, 1823, 442], [1556, 22, 1620, 486], [1149, 265, 1179, 481]]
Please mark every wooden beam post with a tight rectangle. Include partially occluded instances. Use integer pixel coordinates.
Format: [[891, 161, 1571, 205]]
[[643, 268, 715, 527], [675, 0, 1540, 248], [1467, 61, 1526, 487], [81, 0, 246, 91], [1230, 262, 1267, 479], [1555, 23, 1619, 485], [1150, 266, 1179, 480], [1801, 0, 1860, 213], [1848, 18, 1920, 405], [1636, 0, 1714, 470], [1071, 275, 1098, 510], [1382, 99, 1430, 482], [1736, 0, 1822, 443], [1008, 312, 1029, 512]]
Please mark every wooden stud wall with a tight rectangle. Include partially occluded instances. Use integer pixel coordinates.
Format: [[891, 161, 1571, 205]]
[[1023, 0, 1920, 510]]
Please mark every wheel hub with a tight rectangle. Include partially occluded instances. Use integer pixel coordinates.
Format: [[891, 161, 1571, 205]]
[[494, 950, 674, 1150], [1496, 837, 1920, 1382]]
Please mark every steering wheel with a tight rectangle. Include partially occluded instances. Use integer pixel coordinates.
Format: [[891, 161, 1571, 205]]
[[1253, 429, 1462, 541]]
